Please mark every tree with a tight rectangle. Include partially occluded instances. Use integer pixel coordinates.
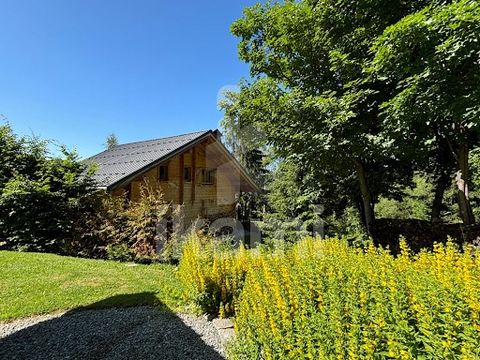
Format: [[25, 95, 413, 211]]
[[105, 133, 119, 150], [372, 0, 480, 224], [230, 0, 432, 231], [220, 89, 269, 188], [220, 89, 270, 219], [469, 148, 480, 221], [0, 124, 48, 189], [0, 125, 100, 254]]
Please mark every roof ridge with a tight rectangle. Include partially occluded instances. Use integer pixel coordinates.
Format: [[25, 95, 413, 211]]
[[113, 129, 212, 147]]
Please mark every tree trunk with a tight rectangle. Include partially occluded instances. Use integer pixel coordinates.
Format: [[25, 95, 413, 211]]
[[355, 159, 374, 232], [430, 170, 449, 223], [430, 139, 453, 223], [455, 144, 475, 225]]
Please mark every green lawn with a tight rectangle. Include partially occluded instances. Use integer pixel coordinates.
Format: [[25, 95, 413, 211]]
[[0, 251, 186, 321]]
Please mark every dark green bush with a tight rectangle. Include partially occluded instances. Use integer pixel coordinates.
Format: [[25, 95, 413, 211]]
[[105, 243, 134, 262], [0, 124, 100, 255]]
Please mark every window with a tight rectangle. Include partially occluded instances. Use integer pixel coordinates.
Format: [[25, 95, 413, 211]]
[[184, 167, 192, 182], [158, 165, 168, 181], [201, 168, 216, 185]]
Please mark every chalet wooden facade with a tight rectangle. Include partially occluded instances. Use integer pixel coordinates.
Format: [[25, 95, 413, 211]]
[[86, 130, 258, 224]]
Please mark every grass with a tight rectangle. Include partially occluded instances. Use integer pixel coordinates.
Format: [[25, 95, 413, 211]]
[[0, 251, 186, 321]]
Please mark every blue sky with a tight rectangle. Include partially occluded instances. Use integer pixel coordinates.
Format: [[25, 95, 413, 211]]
[[0, 0, 259, 157]]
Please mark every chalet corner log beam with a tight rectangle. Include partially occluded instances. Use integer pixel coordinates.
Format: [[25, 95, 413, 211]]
[[179, 153, 184, 204], [191, 146, 196, 204]]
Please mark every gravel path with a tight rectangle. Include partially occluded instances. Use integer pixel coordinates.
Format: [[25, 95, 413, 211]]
[[0, 307, 226, 360]]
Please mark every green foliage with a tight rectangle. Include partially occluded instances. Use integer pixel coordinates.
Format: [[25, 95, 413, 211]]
[[376, 174, 434, 220], [469, 148, 480, 219], [0, 124, 100, 254], [372, 0, 480, 137], [219, 89, 269, 219], [372, 0, 480, 224], [104, 133, 118, 150], [229, 238, 480, 359], [0, 124, 176, 260], [261, 158, 325, 242], [0, 124, 48, 189], [228, 0, 438, 227], [325, 206, 370, 246], [226, 0, 480, 227], [97, 183, 170, 263], [105, 243, 134, 262], [264, 158, 374, 243], [267, 159, 313, 220]]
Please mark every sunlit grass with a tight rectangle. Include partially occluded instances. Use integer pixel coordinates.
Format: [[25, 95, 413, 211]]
[[0, 251, 185, 321]]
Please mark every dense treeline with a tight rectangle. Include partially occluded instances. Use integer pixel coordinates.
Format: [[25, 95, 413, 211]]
[[221, 0, 480, 235]]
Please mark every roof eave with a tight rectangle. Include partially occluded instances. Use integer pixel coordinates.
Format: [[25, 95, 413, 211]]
[[106, 130, 213, 191]]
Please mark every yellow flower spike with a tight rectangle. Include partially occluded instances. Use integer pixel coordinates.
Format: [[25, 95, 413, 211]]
[[179, 236, 480, 359]]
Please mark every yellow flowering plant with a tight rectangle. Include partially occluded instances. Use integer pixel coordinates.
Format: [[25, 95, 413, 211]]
[[177, 233, 256, 317], [178, 235, 480, 358], [229, 238, 480, 360]]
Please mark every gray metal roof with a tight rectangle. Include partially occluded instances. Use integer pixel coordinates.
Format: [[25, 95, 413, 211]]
[[85, 130, 211, 189]]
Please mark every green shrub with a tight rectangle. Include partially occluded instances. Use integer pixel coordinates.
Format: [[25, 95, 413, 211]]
[[325, 206, 370, 247], [0, 124, 100, 254], [375, 174, 434, 221], [97, 183, 170, 262], [105, 243, 134, 262], [229, 238, 480, 359]]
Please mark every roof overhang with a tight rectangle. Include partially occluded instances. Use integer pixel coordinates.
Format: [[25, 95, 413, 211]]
[[106, 131, 260, 193]]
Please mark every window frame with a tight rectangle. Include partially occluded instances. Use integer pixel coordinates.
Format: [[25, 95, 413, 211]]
[[184, 166, 192, 182], [201, 168, 216, 185], [158, 164, 169, 181]]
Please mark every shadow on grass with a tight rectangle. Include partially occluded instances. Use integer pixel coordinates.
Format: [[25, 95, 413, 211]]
[[75, 292, 169, 311], [0, 293, 224, 360]]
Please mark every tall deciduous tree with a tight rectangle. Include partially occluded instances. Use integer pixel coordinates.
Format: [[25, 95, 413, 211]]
[[220, 89, 270, 219], [220, 89, 269, 187], [230, 0, 432, 230], [372, 0, 480, 224]]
